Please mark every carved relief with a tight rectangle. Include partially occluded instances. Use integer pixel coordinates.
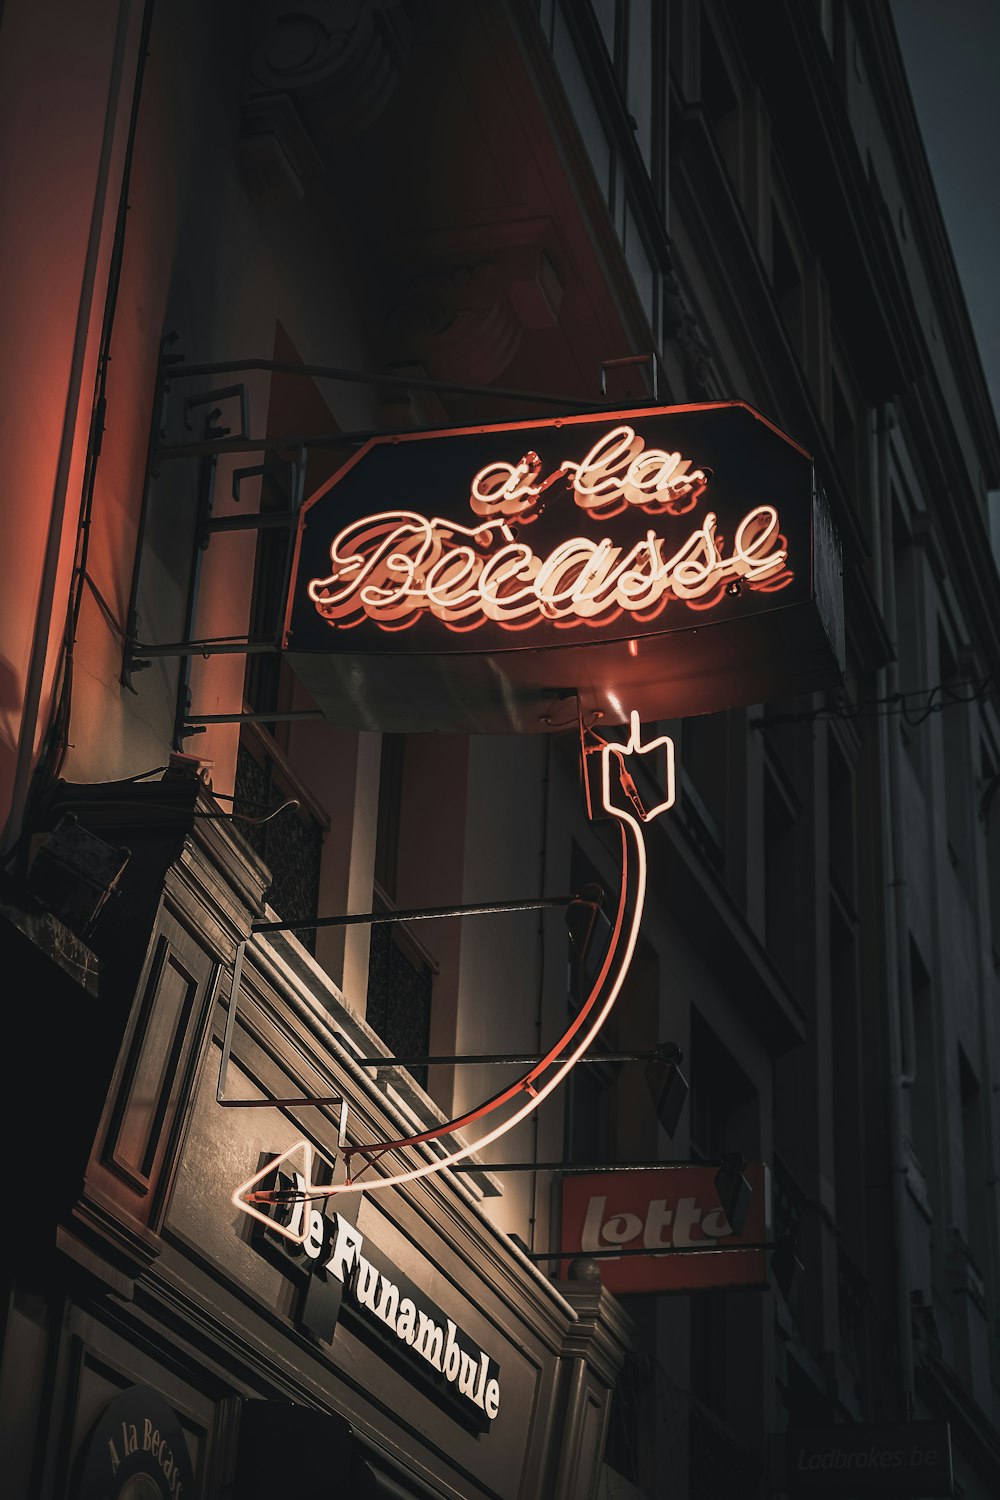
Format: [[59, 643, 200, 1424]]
[[247, 0, 421, 144], [385, 250, 563, 386]]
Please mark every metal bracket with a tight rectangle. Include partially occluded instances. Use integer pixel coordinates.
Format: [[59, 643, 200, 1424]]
[[217, 895, 598, 1116], [181, 708, 325, 737], [183, 384, 250, 439], [599, 352, 659, 401], [216, 941, 349, 1141], [121, 354, 314, 731], [250, 892, 592, 935], [349, 1045, 671, 1069]]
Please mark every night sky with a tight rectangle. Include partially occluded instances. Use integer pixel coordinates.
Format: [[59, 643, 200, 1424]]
[[891, 0, 1000, 447]]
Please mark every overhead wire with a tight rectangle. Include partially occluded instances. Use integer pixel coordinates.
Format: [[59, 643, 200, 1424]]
[[758, 674, 997, 729]]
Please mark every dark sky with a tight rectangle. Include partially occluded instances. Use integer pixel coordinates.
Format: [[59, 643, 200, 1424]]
[[891, 0, 1000, 444]]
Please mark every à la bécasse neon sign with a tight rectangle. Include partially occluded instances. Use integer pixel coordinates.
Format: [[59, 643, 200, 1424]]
[[283, 402, 842, 731], [233, 708, 673, 1223], [304, 423, 791, 633]]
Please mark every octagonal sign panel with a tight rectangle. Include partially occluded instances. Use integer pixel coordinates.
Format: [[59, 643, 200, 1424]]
[[284, 402, 843, 732]]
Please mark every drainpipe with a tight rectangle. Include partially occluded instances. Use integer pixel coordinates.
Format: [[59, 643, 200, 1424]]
[[876, 402, 916, 1417], [2, 1, 153, 853]]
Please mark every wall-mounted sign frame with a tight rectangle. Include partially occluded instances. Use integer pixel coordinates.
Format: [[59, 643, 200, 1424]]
[[283, 402, 843, 733]]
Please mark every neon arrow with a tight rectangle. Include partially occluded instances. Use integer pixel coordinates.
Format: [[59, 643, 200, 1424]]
[[232, 1139, 317, 1243], [233, 710, 674, 1232]]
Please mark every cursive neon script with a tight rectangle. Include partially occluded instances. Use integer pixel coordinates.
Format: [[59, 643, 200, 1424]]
[[469, 424, 709, 521], [306, 425, 791, 633]]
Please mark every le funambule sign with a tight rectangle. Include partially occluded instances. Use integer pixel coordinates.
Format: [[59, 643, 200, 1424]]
[[243, 1153, 501, 1432], [284, 402, 843, 733]]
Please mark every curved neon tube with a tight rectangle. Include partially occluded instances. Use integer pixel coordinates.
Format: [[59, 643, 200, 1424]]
[[233, 714, 675, 1227]]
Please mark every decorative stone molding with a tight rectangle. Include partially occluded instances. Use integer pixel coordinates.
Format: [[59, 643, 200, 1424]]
[[383, 249, 564, 386], [663, 269, 717, 398], [386, 262, 524, 386], [548, 1277, 632, 1498], [947, 1223, 988, 1316], [246, 0, 422, 145]]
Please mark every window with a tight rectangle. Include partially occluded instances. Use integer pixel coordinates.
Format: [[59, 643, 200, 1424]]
[[831, 352, 870, 538], [366, 734, 433, 1086], [681, 710, 729, 871], [764, 765, 799, 974], [828, 736, 856, 905], [959, 1049, 987, 1277], [939, 630, 972, 889], [689, 1014, 757, 1422], [771, 205, 804, 353], [830, 892, 863, 1248], [909, 942, 938, 1213], [892, 495, 927, 778], [982, 746, 1000, 967], [565, 842, 620, 1163], [233, 734, 324, 952], [700, 12, 741, 188], [366, 924, 434, 1090]]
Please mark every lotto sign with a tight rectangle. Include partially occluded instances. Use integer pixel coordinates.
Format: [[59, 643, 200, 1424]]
[[559, 1164, 770, 1294], [284, 403, 843, 732]]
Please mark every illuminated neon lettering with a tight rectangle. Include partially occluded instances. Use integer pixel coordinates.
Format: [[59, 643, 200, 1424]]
[[470, 449, 567, 518], [306, 424, 790, 633], [308, 508, 787, 631], [559, 425, 707, 515]]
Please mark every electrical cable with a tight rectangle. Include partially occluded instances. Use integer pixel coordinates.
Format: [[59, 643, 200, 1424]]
[[758, 674, 996, 729]]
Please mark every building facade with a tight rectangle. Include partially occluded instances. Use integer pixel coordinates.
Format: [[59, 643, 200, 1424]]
[[1, 2, 999, 1497]]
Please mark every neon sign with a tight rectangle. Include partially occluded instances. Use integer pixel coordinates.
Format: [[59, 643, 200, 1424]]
[[306, 425, 790, 632], [232, 404, 841, 1215], [305, 503, 789, 632], [284, 402, 842, 731], [233, 708, 672, 1220]]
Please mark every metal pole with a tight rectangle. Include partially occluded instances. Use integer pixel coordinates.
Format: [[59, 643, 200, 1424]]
[[447, 1159, 706, 1174], [252, 893, 585, 934], [353, 1050, 661, 1068], [155, 357, 609, 412], [527, 1241, 773, 1261]]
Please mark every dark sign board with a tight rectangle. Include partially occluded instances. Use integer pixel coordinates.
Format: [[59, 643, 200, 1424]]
[[284, 403, 843, 732], [559, 1163, 770, 1294], [778, 1423, 953, 1497], [77, 1386, 198, 1500]]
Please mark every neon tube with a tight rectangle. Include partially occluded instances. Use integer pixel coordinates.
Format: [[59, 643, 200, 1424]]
[[233, 713, 675, 1226], [306, 504, 789, 632]]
